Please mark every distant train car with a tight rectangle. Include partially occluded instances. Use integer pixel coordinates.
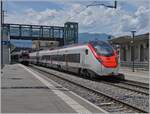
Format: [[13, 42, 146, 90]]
[[29, 41, 119, 78], [11, 51, 29, 65], [19, 51, 29, 65], [11, 52, 20, 63]]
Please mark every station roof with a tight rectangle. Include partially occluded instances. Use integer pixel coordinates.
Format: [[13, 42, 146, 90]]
[[108, 33, 149, 44]]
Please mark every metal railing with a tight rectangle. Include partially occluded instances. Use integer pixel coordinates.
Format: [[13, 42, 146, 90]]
[[3, 23, 64, 39], [120, 61, 149, 71]]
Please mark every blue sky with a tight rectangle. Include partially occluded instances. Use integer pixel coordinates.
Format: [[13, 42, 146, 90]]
[[3, 0, 149, 47], [4, 0, 149, 34], [5, 1, 66, 13], [4, 1, 144, 16]]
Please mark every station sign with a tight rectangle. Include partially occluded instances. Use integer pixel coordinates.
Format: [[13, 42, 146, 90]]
[[1, 41, 10, 45]]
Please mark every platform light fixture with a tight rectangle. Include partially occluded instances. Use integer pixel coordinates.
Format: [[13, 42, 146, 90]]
[[87, 1, 117, 9], [131, 30, 136, 72]]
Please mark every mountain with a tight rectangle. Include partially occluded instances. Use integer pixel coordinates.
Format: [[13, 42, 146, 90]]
[[78, 33, 112, 43]]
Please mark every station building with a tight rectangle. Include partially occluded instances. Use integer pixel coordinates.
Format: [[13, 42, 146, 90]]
[[109, 33, 149, 70]]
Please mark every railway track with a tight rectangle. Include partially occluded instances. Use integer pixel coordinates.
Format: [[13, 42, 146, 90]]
[[96, 79, 149, 95], [121, 80, 149, 89], [30, 65, 148, 113]]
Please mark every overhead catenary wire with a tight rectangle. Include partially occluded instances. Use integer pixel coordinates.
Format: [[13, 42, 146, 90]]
[[67, 1, 117, 21]]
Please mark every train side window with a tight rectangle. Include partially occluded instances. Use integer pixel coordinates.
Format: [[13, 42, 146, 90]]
[[66, 54, 80, 63], [85, 49, 88, 55]]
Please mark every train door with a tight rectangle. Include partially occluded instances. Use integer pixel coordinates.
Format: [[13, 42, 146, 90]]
[[81, 50, 85, 66], [36, 51, 39, 64], [45, 55, 48, 66], [84, 49, 89, 67], [65, 54, 68, 70]]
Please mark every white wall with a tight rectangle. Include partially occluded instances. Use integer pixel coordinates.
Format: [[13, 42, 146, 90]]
[[2, 45, 10, 64]]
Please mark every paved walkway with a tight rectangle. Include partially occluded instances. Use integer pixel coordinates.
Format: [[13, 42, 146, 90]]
[[119, 67, 149, 84], [1, 64, 106, 113]]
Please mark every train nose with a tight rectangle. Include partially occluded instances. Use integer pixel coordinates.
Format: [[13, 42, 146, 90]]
[[97, 54, 118, 68]]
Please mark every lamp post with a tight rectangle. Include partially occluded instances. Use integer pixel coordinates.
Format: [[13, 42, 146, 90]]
[[1, 1, 4, 69], [131, 30, 136, 72], [87, 1, 117, 9]]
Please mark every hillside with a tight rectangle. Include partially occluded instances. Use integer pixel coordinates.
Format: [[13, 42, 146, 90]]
[[78, 33, 112, 43]]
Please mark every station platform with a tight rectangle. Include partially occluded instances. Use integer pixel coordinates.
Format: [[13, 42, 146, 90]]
[[1, 64, 107, 113], [119, 67, 149, 84]]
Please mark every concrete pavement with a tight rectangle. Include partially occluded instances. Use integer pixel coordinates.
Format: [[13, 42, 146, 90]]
[[119, 67, 149, 84], [1, 64, 107, 113]]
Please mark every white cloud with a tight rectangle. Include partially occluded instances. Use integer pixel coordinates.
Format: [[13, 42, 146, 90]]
[[5, 1, 149, 37], [115, 5, 149, 36], [126, 0, 149, 9]]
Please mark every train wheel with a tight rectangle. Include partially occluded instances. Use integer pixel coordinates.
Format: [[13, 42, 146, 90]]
[[88, 70, 96, 79], [114, 73, 125, 80], [57, 65, 61, 71], [78, 68, 82, 76], [82, 69, 92, 79]]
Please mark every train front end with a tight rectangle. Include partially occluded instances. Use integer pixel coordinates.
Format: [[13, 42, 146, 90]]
[[88, 41, 119, 76]]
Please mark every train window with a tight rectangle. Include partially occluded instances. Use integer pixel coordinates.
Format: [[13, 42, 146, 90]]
[[50, 54, 65, 61], [91, 41, 114, 57], [41, 56, 44, 60], [66, 54, 80, 63], [62, 55, 65, 61], [85, 49, 88, 55], [50, 54, 80, 63], [52, 55, 56, 61], [59, 55, 65, 61], [45, 55, 48, 60]]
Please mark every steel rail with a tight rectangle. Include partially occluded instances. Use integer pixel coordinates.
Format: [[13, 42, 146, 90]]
[[121, 80, 149, 89], [99, 81, 149, 95]]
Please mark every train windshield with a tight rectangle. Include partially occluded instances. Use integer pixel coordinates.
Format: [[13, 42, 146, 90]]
[[92, 41, 114, 56]]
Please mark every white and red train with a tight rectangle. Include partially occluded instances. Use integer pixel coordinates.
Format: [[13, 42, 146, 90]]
[[28, 41, 120, 78]]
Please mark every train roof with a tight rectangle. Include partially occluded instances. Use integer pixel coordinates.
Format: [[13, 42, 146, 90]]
[[49, 40, 108, 50], [29, 40, 108, 55]]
